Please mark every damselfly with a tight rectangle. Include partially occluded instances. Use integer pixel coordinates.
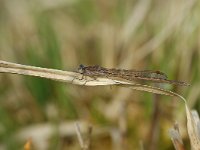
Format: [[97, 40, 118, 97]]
[[78, 64, 189, 86]]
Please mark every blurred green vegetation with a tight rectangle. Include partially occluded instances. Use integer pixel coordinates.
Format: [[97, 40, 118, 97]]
[[0, 0, 200, 149]]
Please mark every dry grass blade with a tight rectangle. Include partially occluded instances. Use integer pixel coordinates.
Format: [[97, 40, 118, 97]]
[[185, 105, 200, 150], [191, 111, 200, 139], [164, 92, 200, 150], [169, 95, 200, 150], [0, 60, 117, 86], [75, 122, 85, 150], [75, 122, 92, 150], [0, 60, 187, 99], [169, 123, 185, 150], [118, 83, 186, 99]]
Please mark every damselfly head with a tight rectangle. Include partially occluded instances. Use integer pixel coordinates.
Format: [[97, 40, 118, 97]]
[[78, 64, 85, 73]]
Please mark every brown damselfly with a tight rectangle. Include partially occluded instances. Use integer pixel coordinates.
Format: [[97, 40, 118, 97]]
[[78, 64, 190, 86]]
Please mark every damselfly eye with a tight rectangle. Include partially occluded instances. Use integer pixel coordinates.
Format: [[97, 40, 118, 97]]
[[78, 64, 85, 73]]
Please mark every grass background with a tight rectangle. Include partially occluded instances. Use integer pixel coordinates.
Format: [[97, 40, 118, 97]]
[[0, 0, 200, 149]]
